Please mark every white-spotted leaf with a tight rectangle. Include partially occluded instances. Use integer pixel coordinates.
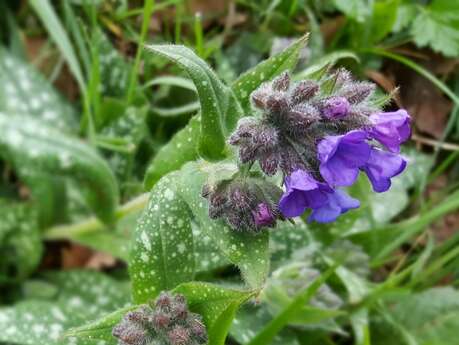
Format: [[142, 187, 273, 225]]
[[177, 161, 270, 289], [130, 172, 195, 304], [0, 270, 130, 345], [0, 113, 119, 224], [145, 44, 243, 161], [174, 282, 255, 345], [232, 34, 309, 113]]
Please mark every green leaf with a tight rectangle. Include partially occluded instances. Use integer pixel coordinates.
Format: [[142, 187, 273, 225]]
[[247, 265, 337, 345], [70, 209, 141, 261], [0, 113, 119, 224], [270, 220, 312, 269], [192, 221, 230, 272], [411, 0, 459, 57], [65, 305, 137, 343], [99, 103, 149, 184], [96, 30, 130, 97], [130, 172, 195, 303], [29, 0, 85, 90], [0, 202, 42, 283], [136, 161, 270, 300], [262, 262, 344, 330], [230, 305, 300, 345], [143, 38, 316, 189], [295, 50, 360, 80], [332, 0, 371, 22], [144, 115, 200, 189], [178, 161, 270, 289], [0, 270, 130, 345], [370, 0, 400, 42], [174, 282, 255, 345], [0, 48, 76, 130], [350, 308, 371, 345], [145, 44, 243, 161], [393, 3, 418, 33], [372, 287, 459, 345], [0, 48, 77, 226], [232, 34, 309, 113]]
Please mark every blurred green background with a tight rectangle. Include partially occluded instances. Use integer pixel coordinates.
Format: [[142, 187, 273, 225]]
[[1, 1, 459, 344]]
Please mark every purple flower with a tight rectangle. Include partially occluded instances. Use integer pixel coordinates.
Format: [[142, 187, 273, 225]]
[[318, 130, 371, 187], [368, 109, 411, 153], [279, 169, 332, 218], [362, 147, 407, 192], [252, 203, 275, 227], [322, 96, 350, 119], [308, 189, 360, 223]]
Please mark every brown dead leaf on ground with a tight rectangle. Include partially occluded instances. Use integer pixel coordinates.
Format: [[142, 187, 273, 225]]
[[25, 37, 79, 101], [188, 0, 229, 15], [86, 252, 117, 270], [61, 244, 117, 270], [365, 69, 401, 107], [388, 59, 452, 139], [61, 244, 94, 269], [321, 16, 346, 44]]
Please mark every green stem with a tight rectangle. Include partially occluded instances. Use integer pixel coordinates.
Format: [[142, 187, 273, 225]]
[[373, 189, 459, 263], [44, 193, 149, 240], [361, 47, 459, 105], [126, 0, 155, 104]]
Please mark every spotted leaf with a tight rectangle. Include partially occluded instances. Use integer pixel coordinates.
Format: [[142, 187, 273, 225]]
[[0, 270, 130, 345], [130, 172, 195, 303], [145, 44, 243, 161], [232, 34, 309, 113], [177, 161, 270, 289], [0, 202, 42, 283], [0, 48, 76, 130], [174, 282, 255, 345], [144, 115, 200, 190], [0, 48, 77, 225], [0, 113, 119, 224]]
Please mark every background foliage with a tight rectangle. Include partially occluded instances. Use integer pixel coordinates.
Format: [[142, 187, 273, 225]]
[[1, 0, 459, 344]]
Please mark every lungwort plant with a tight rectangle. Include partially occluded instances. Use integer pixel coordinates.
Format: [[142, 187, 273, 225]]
[[2, 30, 458, 345]]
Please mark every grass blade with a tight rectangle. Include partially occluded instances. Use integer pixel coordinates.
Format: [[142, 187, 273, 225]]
[[30, 0, 85, 91], [247, 265, 337, 345]]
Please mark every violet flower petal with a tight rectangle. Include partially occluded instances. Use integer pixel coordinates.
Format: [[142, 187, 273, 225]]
[[362, 148, 407, 193]]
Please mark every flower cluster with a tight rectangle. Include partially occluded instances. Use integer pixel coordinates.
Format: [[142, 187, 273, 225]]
[[112, 292, 207, 345], [201, 176, 284, 232], [229, 70, 411, 224]]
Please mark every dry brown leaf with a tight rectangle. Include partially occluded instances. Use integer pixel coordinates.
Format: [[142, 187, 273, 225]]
[[61, 244, 93, 269], [85, 252, 117, 270], [365, 69, 401, 107], [388, 59, 452, 139]]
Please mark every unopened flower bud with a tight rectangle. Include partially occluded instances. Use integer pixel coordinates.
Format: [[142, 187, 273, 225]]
[[289, 80, 319, 104], [271, 71, 290, 91], [285, 104, 321, 136], [266, 93, 289, 114], [251, 83, 271, 109], [112, 323, 147, 345], [155, 292, 173, 310], [202, 177, 283, 232], [168, 325, 190, 345], [113, 291, 208, 345], [152, 312, 171, 330], [340, 81, 375, 104], [189, 318, 208, 343], [322, 96, 350, 119], [252, 203, 276, 227], [260, 153, 280, 176]]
